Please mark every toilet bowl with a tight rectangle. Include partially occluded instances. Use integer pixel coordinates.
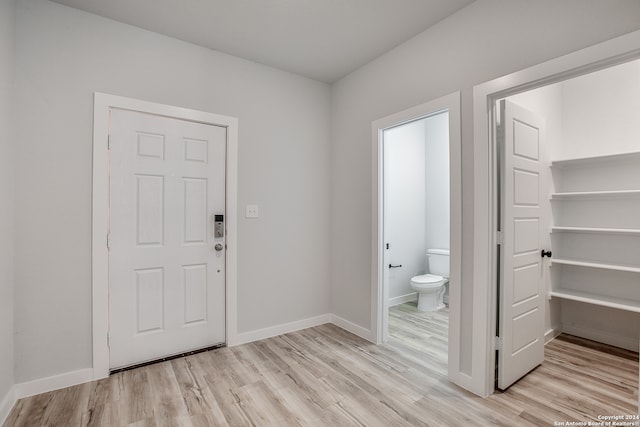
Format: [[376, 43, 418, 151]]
[[410, 274, 447, 311], [410, 248, 450, 312]]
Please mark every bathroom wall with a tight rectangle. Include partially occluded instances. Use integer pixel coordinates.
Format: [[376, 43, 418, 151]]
[[384, 119, 426, 302], [424, 112, 450, 253], [384, 112, 450, 304]]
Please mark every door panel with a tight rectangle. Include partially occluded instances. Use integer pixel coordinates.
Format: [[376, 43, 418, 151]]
[[513, 264, 539, 304], [513, 219, 538, 254], [136, 174, 165, 245], [183, 178, 208, 243], [135, 267, 164, 333], [184, 264, 208, 324], [498, 100, 545, 390], [109, 109, 226, 370], [513, 170, 539, 205]]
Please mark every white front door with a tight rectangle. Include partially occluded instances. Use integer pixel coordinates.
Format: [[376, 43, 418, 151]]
[[497, 100, 545, 389], [109, 108, 226, 370]]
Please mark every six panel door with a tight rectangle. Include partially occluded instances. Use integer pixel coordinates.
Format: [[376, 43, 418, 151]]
[[109, 108, 226, 370]]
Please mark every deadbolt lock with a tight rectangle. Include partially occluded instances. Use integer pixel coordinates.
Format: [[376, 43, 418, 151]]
[[214, 214, 224, 238]]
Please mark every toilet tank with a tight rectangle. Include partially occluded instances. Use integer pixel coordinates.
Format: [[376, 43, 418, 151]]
[[427, 249, 450, 277]]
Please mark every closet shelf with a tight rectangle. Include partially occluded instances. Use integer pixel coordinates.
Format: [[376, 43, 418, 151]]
[[551, 226, 640, 236], [550, 288, 640, 313], [550, 189, 640, 200], [550, 151, 640, 168], [552, 258, 640, 273], [550, 152, 640, 317]]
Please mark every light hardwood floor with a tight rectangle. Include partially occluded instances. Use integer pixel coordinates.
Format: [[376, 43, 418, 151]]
[[5, 303, 638, 426]]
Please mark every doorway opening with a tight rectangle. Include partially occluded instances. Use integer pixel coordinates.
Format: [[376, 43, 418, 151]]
[[493, 58, 640, 391], [372, 91, 463, 384], [470, 30, 640, 397], [383, 112, 450, 364]]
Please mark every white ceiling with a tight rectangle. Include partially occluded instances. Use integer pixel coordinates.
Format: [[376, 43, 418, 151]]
[[49, 0, 475, 83]]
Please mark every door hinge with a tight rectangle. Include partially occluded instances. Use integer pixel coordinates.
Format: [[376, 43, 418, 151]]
[[107, 233, 111, 250], [107, 134, 111, 150], [495, 336, 502, 351], [496, 231, 503, 245], [107, 332, 110, 348]]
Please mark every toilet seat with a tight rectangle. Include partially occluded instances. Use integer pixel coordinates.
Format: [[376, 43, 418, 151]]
[[410, 274, 445, 289]]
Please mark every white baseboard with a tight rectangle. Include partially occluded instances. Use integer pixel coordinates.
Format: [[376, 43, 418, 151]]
[[229, 312, 376, 347], [561, 323, 639, 352], [14, 368, 94, 399], [5, 313, 371, 404], [544, 327, 561, 344], [330, 314, 375, 342], [388, 293, 418, 307], [229, 314, 332, 347], [0, 386, 16, 426]]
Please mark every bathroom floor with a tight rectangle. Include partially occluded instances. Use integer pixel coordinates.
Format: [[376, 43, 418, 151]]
[[388, 302, 449, 375]]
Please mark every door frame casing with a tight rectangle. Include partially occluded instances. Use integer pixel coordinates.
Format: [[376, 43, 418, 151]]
[[92, 93, 239, 380], [473, 30, 640, 396], [371, 92, 464, 385]]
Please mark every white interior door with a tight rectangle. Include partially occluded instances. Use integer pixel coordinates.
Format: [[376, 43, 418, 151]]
[[497, 100, 545, 389], [109, 108, 226, 370]]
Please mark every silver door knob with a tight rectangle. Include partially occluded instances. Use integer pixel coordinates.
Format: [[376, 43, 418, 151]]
[[215, 243, 224, 252]]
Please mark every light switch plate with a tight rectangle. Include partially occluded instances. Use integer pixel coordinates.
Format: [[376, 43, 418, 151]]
[[245, 204, 259, 218]]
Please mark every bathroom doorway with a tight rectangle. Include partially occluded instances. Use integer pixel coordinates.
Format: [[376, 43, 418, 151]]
[[383, 112, 450, 357], [371, 92, 463, 384]]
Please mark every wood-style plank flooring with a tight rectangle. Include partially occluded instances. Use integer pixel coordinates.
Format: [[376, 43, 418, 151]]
[[5, 302, 638, 426]]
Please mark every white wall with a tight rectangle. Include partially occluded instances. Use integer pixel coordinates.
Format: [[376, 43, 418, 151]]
[[560, 59, 640, 158], [330, 0, 640, 379], [424, 112, 449, 252], [384, 119, 426, 300], [14, 0, 331, 382], [0, 0, 16, 414]]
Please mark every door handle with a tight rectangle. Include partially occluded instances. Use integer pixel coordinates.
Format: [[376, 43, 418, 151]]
[[389, 264, 403, 268], [215, 243, 224, 252], [541, 250, 552, 258]]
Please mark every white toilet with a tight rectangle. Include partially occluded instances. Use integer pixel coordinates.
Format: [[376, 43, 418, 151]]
[[410, 249, 449, 311]]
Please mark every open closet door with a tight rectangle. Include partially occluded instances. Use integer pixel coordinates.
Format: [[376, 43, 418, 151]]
[[497, 100, 545, 390]]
